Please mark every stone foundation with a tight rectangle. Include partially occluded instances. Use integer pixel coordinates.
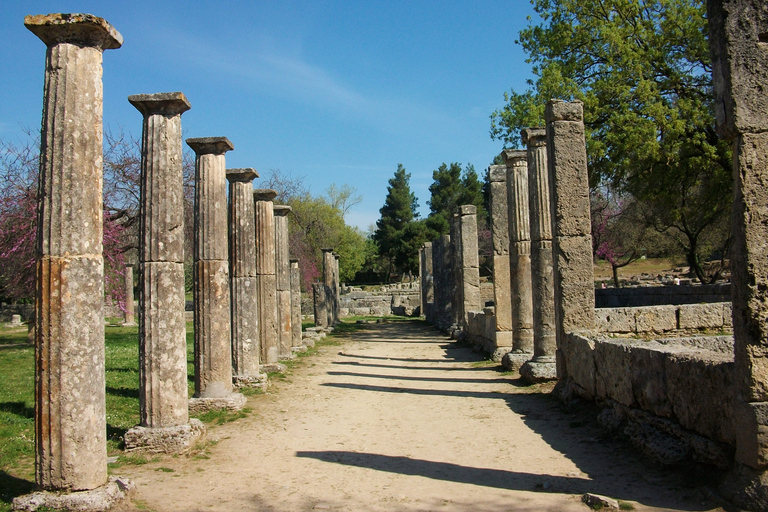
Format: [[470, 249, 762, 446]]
[[124, 419, 205, 453], [188, 393, 247, 415], [12, 476, 134, 512]]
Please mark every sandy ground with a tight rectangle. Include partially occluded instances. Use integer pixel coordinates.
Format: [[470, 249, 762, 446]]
[[118, 321, 726, 512]]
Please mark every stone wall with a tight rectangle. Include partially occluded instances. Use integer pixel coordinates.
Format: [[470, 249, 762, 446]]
[[339, 290, 421, 317], [597, 302, 733, 335], [595, 283, 731, 308]]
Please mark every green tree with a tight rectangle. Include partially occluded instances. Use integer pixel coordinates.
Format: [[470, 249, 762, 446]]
[[490, 0, 732, 283], [426, 162, 487, 236], [373, 164, 420, 278]]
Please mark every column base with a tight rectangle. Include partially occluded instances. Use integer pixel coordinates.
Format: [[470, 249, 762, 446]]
[[188, 393, 246, 415], [301, 336, 317, 347], [12, 476, 134, 512], [124, 419, 205, 453], [292, 345, 308, 353], [260, 362, 287, 374], [519, 360, 558, 383], [501, 351, 532, 372], [122, 321, 137, 327], [233, 373, 269, 390]]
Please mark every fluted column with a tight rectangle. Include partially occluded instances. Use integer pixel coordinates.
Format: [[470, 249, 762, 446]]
[[290, 259, 303, 347], [187, 137, 237, 401], [504, 149, 534, 354], [124, 264, 136, 326], [254, 189, 279, 364], [227, 168, 260, 382], [274, 205, 293, 359], [432, 234, 453, 330], [545, 101, 595, 379], [458, 205, 481, 328], [489, 164, 513, 353], [520, 127, 557, 382], [322, 249, 335, 327], [26, 13, 121, 492], [334, 254, 341, 324], [450, 214, 463, 330], [420, 243, 434, 321]]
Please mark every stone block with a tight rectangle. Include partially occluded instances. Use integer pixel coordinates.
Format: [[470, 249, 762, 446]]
[[12, 476, 134, 512], [634, 306, 677, 333], [678, 303, 726, 330], [596, 307, 635, 333], [553, 235, 595, 334], [734, 400, 768, 468], [188, 393, 247, 415], [594, 340, 635, 407], [707, 0, 768, 138], [124, 419, 205, 454], [629, 346, 672, 418]]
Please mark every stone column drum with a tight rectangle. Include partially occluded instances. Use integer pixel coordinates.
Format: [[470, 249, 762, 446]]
[[520, 127, 557, 382], [274, 205, 293, 359], [123, 92, 205, 451], [545, 101, 595, 380], [123, 264, 137, 326], [420, 243, 434, 321], [504, 149, 534, 355], [227, 168, 261, 385], [458, 205, 481, 328], [254, 189, 279, 364], [322, 249, 336, 327], [187, 137, 245, 412], [25, 13, 121, 492], [334, 254, 341, 324], [450, 214, 463, 332], [313, 282, 328, 328], [290, 259, 303, 347], [432, 234, 453, 330], [488, 164, 513, 355], [708, 1, 768, 506]]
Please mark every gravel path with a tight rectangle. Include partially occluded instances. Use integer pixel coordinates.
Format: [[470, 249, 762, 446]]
[[119, 321, 724, 512]]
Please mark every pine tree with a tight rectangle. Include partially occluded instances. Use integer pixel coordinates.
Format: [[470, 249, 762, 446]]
[[374, 164, 419, 278]]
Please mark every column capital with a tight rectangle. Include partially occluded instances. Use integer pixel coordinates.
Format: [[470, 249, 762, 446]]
[[129, 92, 191, 117], [502, 149, 527, 167], [290, 259, 299, 265], [458, 204, 476, 216], [186, 137, 233, 155], [25, 13, 122, 49], [253, 189, 277, 202], [322, 248, 334, 253], [545, 100, 583, 123], [489, 164, 506, 182], [274, 205, 292, 216], [521, 127, 546, 147], [226, 168, 258, 183]]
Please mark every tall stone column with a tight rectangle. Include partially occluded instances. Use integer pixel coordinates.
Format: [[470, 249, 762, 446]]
[[708, 1, 768, 505], [420, 243, 434, 321], [124, 92, 205, 451], [488, 164, 513, 357], [322, 249, 335, 327], [545, 101, 595, 380], [450, 213, 463, 332], [227, 168, 262, 386], [313, 282, 328, 328], [123, 264, 136, 326], [334, 253, 342, 323], [25, 13, 121, 493], [458, 205, 481, 328], [504, 149, 534, 355], [187, 137, 245, 412], [290, 259, 303, 348], [432, 234, 453, 330], [254, 189, 279, 365], [274, 205, 293, 359], [520, 127, 557, 382]]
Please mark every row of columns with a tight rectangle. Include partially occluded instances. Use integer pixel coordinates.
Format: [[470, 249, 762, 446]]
[[23, 11, 305, 499]]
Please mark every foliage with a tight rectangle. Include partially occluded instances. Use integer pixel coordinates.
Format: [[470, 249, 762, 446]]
[[490, 0, 732, 282], [373, 164, 424, 277], [426, 162, 487, 236]]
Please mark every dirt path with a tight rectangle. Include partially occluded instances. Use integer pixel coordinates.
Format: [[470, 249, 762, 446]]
[[119, 321, 724, 512]]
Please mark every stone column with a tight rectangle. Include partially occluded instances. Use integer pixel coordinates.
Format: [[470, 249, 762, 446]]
[[432, 234, 453, 330], [254, 189, 279, 365], [545, 101, 595, 380], [274, 205, 293, 359], [708, 1, 768, 504], [25, 13, 121, 493], [504, 149, 534, 355], [450, 214, 463, 332], [488, 164, 513, 357], [123, 91, 205, 451], [313, 282, 328, 328], [227, 168, 262, 386], [187, 137, 245, 412], [322, 249, 335, 327], [334, 253, 341, 323], [520, 127, 557, 382], [123, 264, 136, 326], [290, 259, 303, 348], [420, 243, 434, 321], [458, 205, 481, 328]]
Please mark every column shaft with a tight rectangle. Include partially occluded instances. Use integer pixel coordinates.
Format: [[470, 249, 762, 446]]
[[274, 205, 293, 358], [124, 265, 136, 326], [254, 190, 279, 363], [459, 205, 481, 328], [290, 260, 302, 347], [489, 165, 513, 347]]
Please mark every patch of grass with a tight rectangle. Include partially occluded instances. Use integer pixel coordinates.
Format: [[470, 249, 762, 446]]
[[155, 467, 175, 473], [618, 501, 635, 511], [193, 407, 252, 425], [108, 453, 159, 468], [470, 359, 495, 368]]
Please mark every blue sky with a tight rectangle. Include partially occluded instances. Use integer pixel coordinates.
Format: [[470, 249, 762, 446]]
[[1, 1, 536, 231]]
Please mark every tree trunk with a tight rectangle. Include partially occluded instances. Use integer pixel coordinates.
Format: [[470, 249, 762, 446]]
[[612, 264, 621, 288]]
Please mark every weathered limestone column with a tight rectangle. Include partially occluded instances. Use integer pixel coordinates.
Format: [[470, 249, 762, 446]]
[[123, 92, 205, 452], [254, 189, 280, 366], [187, 137, 245, 412], [25, 13, 120, 494], [334, 253, 341, 323], [504, 149, 534, 356], [313, 282, 328, 328], [545, 101, 595, 380], [290, 259, 303, 348], [458, 205, 481, 329], [322, 249, 336, 327], [708, 1, 768, 506], [123, 264, 136, 326], [520, 127, 557, 382], [450, 214, 464, 333], [432, 234, 453, 330], [420, 243, 434, 321], [274, 205, 293, 359], [227, 168, 263, 387], [488, 164, 513, 358]]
